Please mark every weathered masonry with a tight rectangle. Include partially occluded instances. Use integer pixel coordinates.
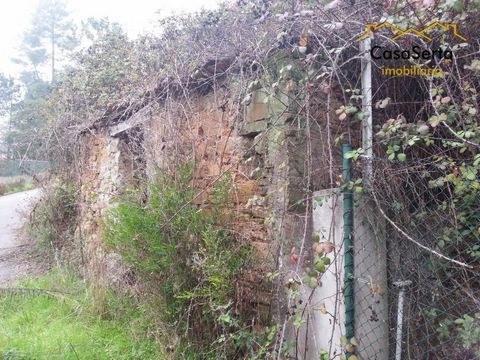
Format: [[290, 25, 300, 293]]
[[75, 61, 388, 359]]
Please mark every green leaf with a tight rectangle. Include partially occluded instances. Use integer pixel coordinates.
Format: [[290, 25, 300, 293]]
[[397, 153, 407, 161], [463, 168, 477, 181], [345, 106, 358, 115], [344, 151, 354, 159], [293, 315, 305, 329], [315, 261, 326, 273], [429, 115, 440, 127], [355, 111, 368, 120], [451, 1, 464, 11]]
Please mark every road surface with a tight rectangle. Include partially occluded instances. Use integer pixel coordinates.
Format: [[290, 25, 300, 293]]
[[0, 189, 40, 283]]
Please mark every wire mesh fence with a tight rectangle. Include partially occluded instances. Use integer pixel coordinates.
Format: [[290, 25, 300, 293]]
[[0, 159, 49, 177], [352, 156, 480, 360]]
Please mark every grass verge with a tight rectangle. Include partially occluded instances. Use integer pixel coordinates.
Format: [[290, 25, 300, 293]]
[[0, 268, 165, 360], [0, 176, 35, 196]]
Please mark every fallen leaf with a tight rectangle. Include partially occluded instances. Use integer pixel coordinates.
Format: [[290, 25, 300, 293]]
[[376, 97, 391, 109]]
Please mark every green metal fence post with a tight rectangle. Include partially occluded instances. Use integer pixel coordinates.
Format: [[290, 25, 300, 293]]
[[343, 143, 355, 353]]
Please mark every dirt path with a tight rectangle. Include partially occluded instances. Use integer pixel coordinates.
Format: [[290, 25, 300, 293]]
[[0, 189, 41, 284]]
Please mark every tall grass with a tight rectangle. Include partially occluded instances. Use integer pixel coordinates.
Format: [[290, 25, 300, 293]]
[[0, 268, 165, 359]]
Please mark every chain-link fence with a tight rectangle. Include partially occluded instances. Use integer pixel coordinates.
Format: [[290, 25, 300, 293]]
[[0, 159, 49, 177], [353, 156, 480, 360]]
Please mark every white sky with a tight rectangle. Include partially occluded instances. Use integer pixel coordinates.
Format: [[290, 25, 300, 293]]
[[0, 0, 220, 76]]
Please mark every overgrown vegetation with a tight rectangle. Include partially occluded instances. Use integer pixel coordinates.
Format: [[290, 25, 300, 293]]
[[0, 176, 34, 196], [105, 167, 262, 359], [0, 268, 164, 359], [1, 0, 478, 358], [29, 180, 77, 257], [338, 1, 480, 357]]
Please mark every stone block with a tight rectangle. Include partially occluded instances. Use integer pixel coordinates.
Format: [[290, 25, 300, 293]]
[[233, 180, 259, 203], [240, 120, 269, 137], [196, 162, 221, 177], [253, 90, 269, 104], [254, 132, 268, 155], [247, 102, 269, 123]]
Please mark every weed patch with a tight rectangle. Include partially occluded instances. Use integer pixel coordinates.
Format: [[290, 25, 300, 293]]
[[0, 268, 164, 359], [105, 167, 258, 358], [29, 180, 77, 257]]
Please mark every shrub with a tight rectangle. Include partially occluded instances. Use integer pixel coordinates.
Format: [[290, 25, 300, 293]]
[[29, 179, 77, 256], [105, 167, 253, 358]]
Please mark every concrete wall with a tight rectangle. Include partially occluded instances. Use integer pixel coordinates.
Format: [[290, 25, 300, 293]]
[[295, 189, 388, 359], [296, 189, 346, 358], [353, 196, 389, 360]]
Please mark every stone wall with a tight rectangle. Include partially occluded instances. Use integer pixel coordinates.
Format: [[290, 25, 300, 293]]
[[74, 80, 310, 324], [73, 67, 388, 358], [75, 132, 130, 287], [141, 86, 308, 322], [75, 77, 315, 331]]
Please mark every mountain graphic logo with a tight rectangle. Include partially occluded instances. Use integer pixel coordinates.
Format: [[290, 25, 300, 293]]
[[356, 21, 467, 42]]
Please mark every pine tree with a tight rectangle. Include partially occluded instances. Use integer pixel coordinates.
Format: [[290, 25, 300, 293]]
[[20, 0, 78, 82]]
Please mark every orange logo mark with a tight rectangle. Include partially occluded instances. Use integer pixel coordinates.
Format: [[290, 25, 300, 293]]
[[356, 21, 466, 42]]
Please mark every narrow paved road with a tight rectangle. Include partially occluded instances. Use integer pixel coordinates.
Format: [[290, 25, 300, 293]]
[[0, 189, 40, 283]]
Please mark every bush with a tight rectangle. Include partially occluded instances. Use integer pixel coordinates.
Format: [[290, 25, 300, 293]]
[[29, 179, 77, 256], [105, 167, 253, 358]]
